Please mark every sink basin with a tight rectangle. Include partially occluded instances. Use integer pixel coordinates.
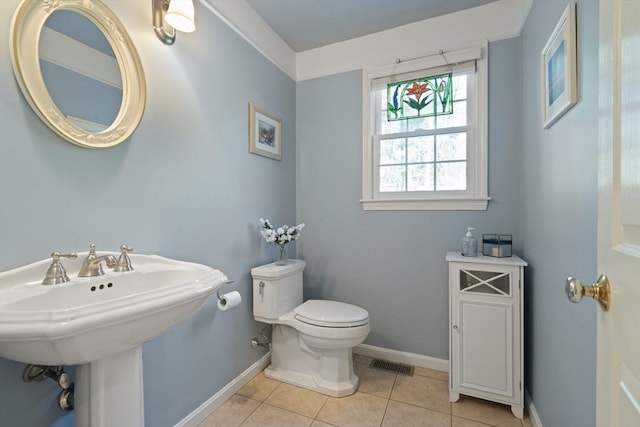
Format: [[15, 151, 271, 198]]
[[0, 252, 228, 365], [0, 251, 229, 427]]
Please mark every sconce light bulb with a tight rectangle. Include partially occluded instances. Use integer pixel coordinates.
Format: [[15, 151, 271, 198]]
[[166, 0, 195, 33]]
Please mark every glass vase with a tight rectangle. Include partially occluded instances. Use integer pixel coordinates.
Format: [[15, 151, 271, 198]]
[[275, 245, 288, 266]]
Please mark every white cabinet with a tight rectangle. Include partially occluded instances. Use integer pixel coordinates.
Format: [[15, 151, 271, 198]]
[[446, 251, 527, 419]]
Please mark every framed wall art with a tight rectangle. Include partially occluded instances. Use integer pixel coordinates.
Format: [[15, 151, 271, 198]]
[[541, 3, 577, 129], [249, 102, 282, 160]]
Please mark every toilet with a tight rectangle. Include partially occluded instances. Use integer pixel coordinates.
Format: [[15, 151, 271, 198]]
[[251, 259, 370, 397]]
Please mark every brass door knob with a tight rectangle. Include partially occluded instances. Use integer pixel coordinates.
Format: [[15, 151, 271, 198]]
[[566, 275, 611, 311]]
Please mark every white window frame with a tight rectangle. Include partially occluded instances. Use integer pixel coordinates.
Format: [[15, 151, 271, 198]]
[[361, 43, 490, 211]]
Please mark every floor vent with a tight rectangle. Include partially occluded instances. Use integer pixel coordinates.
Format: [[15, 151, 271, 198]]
[[369, 359, 415, 376]]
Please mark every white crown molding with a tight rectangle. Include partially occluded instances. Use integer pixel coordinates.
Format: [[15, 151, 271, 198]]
[[201, 0, 296, 80], [201, 0, 532, 82]]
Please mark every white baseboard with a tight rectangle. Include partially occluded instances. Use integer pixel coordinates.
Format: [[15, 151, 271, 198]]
[[525, 391, 543, 427], [174, 352, 271, 427], [175, 344, 447, 427], [354, 344, 449, 373]]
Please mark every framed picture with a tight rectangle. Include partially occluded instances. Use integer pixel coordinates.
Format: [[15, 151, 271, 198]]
[[541, 3, 577, 129], [249, 102, 282, 160]]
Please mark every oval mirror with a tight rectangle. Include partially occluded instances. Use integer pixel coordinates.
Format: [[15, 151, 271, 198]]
[[40, 10, 123, 133], [10, 0, 146, 149]]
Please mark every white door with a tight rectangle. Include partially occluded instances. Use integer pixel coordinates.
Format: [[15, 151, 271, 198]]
[[597, 0, 640, 425]]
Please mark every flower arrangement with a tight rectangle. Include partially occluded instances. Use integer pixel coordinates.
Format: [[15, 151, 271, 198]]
[[259, 218, 305, 265]]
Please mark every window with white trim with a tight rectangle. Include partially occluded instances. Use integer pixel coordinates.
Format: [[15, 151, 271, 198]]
[[361, 45, 489, 211]]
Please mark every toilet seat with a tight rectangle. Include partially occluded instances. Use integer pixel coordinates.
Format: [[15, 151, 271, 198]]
[[294, 300, 369, 328]]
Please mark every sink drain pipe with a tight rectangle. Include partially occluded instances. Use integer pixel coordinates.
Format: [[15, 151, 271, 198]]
[[22, 364, 75, 411]]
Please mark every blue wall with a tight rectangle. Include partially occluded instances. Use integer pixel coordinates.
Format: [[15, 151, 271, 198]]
[[0, 0, 600, 425], [520, 1, 598, 426], [295, 38, 522, 359], [0, 1, 295, 426], [296, 1, 599, 424]]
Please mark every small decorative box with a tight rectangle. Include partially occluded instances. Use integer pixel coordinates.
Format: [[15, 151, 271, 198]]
[[482, 234, 512, 258]]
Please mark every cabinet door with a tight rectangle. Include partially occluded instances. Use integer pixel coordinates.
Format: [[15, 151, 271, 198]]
[[456, 298, 514, 398], [450, 264, 521, 404]]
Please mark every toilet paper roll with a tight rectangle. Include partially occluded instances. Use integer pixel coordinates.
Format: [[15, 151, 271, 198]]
[[217, 291, 242, 311]]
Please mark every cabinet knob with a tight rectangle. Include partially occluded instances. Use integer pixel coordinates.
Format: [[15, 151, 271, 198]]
[[565, 275, 611, 311], [453, 325, 459, 330]]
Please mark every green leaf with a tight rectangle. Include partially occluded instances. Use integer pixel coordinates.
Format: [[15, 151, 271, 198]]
[[404, 98, 421, 110], [418, 97, 433, 109]]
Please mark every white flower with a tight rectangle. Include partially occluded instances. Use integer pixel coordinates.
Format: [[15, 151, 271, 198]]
[[259, 218, 304, 247]]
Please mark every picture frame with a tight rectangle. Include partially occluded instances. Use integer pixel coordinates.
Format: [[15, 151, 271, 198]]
[[249, 102, 282, 160], [541, 3, 577, 129]]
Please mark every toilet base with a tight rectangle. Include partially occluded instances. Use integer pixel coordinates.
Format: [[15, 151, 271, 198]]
[[264, 365, 359, 397], [266, 324, 361, 397]]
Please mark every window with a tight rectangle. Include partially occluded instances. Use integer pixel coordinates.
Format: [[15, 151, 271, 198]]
[[361, 45, 489, 210]]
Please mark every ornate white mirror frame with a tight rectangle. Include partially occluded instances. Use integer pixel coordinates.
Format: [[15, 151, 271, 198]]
[[10, 0, 146, 149]]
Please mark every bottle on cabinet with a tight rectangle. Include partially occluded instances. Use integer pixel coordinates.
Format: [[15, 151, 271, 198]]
[[461, 227, 478, 257]]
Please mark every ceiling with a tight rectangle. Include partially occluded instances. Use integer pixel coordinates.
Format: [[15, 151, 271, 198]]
[[244, 0, 500, 52]]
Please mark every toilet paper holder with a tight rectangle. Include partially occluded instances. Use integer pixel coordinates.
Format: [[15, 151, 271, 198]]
[[216, 280, 242, 312], [216, 280, 235, 302]]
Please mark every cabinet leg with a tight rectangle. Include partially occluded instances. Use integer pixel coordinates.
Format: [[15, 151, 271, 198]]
[[449, 391, 460, 402], [511, 404, 523, 419]]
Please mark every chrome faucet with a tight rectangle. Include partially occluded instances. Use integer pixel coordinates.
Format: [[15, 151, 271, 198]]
[[78, 244, 116, 277]]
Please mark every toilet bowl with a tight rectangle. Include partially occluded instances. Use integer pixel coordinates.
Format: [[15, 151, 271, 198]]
[[251, 260, 370, 397]]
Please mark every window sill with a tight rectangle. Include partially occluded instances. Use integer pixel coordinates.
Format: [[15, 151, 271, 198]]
[[360, 197, 490, 211]]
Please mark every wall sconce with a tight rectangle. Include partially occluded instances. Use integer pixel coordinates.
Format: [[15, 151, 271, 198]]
[[153, 0, 196, 45]]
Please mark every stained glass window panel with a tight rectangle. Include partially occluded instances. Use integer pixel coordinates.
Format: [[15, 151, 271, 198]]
[[387, 73, 453, 121]]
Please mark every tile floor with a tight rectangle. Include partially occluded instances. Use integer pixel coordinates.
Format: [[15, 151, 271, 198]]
[[199, 354, 534, 427]]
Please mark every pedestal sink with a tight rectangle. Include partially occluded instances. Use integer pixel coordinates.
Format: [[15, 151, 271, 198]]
[[0, 251, 228, 427]]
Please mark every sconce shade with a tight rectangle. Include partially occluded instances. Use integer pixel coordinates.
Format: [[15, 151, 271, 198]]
[[165, 0, 195, 33]]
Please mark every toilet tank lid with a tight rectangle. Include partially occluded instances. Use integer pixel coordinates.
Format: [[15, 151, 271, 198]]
[[251, 259, 306, 279], [294, 300, 369, 326]]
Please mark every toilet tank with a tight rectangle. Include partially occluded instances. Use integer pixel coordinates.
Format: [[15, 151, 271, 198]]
[[251, 259, 305, 322]]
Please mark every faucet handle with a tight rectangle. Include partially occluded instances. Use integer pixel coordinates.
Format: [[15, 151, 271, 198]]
[[52, 252, 78, 261], [42, 252, 78, 285], [114, 245, 134, 272], [87, 244, 97, 258]]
